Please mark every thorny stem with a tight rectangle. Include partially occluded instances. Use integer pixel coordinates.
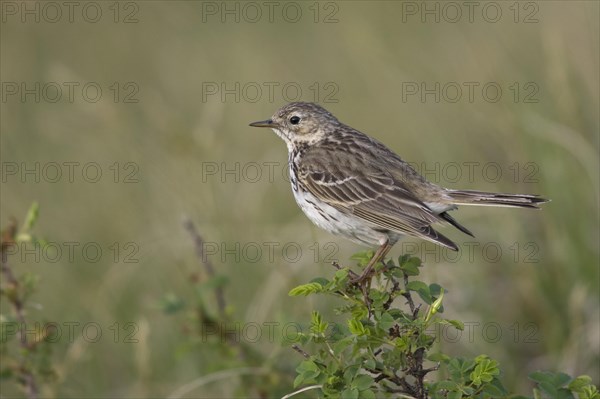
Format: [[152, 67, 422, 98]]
[[402, 271, 418, 318], [331, 261, 359, 279], [291, 345, 310, 359], [1, 218, 39, 399], [331, 255, 435, 399], [183, 219, 226, 319]]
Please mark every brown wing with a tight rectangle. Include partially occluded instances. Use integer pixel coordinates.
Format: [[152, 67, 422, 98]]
[[296, 147, 459, 250]]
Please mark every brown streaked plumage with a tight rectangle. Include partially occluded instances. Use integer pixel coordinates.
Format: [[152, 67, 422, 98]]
[[250, 102, 548, 281]]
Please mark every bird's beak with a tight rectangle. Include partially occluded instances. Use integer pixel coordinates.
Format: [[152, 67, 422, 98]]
[[249, 119, 277, 128]]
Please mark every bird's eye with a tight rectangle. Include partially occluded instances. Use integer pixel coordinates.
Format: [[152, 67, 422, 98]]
[[289, 116, 301, 125]]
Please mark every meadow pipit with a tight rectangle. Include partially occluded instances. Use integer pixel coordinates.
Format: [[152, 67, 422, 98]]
[[250, 102, 548, 282]]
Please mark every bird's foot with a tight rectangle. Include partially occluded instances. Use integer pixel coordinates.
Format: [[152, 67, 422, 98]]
[[349, 262, 378, 285]]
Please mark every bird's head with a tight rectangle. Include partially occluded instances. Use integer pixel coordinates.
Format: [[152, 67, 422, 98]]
[[250, 102, 339, 150]]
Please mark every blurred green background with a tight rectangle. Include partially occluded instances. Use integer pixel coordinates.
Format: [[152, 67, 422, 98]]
[[1, 1, 598, 397]]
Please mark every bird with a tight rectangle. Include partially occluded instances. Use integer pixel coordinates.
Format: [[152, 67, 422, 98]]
[[249, 102, 548, 282]]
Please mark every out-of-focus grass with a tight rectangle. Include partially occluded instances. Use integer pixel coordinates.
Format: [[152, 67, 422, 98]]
[[1, 2, 598, 397]]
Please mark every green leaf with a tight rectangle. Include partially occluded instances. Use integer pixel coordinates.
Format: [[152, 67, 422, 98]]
[[348, 318, 368, 336], [447, 390, 462, 399], [333, 269, 349, 282], [333, 336, 354, 355], [470, 357, 500, 386], [568, 375, 592, 392], [529, 370, 575, 398], [295, 360, 321, 384], [530, 371, 571, 387], [406, 280, 428, 292], [446, 319, 465, 330], [377, 312, 395, 331], [343, 364, 360, 384], [353, 374, 374, 391], [428, 352, 450, 362], [359, 389, 376, 399], [158, 293, 185, 314], [579, 385, 600, 399], [288, 282, 324, 296], [364, 358, 376, 370], [310, 311, 328, 335], [482, 380, 507, 397], [406, 280, 433, 303], [447, 358, 476, 380], [351, 251, 375, 267], [351, 305, 369, 320], [393, 336, 409, 351], [529, 371, 554, 384], [293, 373, 305, 388], [296, 360, 319, 373], [401, 255, 422, 268], [312, 277, 331, 287], [368, 289, 390, 309], [399, 256, 422, 276], [23, 202, 40, 232], [341, 388, 359, 399]]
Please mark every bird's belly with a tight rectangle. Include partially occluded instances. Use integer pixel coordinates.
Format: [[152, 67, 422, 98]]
[[292, 187, 388, 246]]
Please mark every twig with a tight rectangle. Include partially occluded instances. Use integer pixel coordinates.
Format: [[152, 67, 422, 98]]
[[183, 218, 226, 318], [401, 272, 417, 318], [281, 384, 323, 399], [422, 363, 440, 375], [411, 347, 426, 398], [1, 218, 39, 399], [1, 256, 27, 326], [291, 344, 310, 359], [331, 261, 359, 279], [384, 280, 400, 310], [385, 374, 418, 397]]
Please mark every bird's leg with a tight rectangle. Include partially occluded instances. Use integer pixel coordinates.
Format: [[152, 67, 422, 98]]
[[351, 240, 393, 284]]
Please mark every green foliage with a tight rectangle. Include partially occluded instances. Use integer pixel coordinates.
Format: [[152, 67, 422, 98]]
[[1, 203, 56, 398], [286, 253, 599, 398], [160, 220, 296, 398], [510, 372, 600, 399]]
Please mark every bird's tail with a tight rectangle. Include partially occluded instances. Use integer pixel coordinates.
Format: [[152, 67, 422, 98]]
[[445, 189, 549, 209]]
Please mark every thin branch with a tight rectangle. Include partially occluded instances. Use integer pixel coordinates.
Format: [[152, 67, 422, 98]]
[[422, 363, 440, 376], [183, 218, 226, 318], [401, 271, 417, 318], [291, 344, 310, 359], [1, 218, 39, 399], [1, 256, 27, 326], [167, 367, 268, 399], [281, 384, 323, 399], [331, 261, 359, 279]]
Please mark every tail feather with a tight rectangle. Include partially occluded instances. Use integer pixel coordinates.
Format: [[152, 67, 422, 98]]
[[439, 211, 474, 237], [446, 189, 549, 209]]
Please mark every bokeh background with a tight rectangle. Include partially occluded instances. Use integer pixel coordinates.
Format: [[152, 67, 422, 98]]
[[1, 1, 598, 397]]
